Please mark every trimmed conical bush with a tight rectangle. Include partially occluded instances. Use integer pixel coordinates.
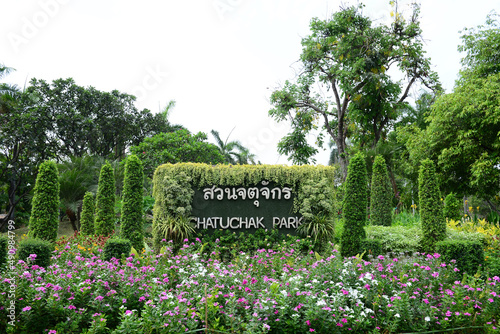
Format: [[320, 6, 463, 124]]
[[419, 159, 446, 252], [80, 191, 95, 236], [341, 153, 368, 258], [94, 162, 116, 236], [28, 160, 60, 242], [120, 155, 144, 251], [370, 155, 393, 226]]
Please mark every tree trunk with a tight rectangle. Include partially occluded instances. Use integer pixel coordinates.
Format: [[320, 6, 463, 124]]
[[66, 209, 78, 232]]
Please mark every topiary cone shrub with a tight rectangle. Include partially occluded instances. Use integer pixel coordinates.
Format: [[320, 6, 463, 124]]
[[95, 162, 116, 237], [80, 191, 95, 236], [418, 159, 446, 253], [443, 192, 462, 221], [370, 155, 393, 226], [28, 160, 60, 242], [341, 153, 368, 258], [120, 154, 144, 252]]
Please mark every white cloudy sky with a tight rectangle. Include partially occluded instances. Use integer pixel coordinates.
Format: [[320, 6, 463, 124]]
[[1, 0, 498, 164]]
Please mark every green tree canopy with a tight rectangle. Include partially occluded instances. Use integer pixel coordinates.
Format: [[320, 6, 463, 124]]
[[130, 129, 225, 177], [269, 2, 439, 177]]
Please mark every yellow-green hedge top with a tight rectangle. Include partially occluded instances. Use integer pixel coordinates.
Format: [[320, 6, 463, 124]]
[[153, 163, 338, 190]]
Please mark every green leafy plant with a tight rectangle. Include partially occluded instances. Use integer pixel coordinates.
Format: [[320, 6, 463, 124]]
[[436, 239, 484, 276], [28, 160, 60, 242], [153, 215, 195, 251], [418, 159, 446, 252], [103, 238, 132, 262], [17, 238, 54, 268], [370, 155, 392, 226], [443, 192, 462, 221], [341, 153, 368, 258], [0, 235, 7, 268], [80, 192, 95, 236], [120, 155, 145, 251], [95, 162, 116, 237]]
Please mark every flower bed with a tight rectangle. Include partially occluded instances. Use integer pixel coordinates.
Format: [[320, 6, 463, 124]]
[[1, 239, 499, 333]]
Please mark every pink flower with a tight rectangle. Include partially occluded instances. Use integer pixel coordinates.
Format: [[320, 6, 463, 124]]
[[341, 318, 348, 323], [306, 320, 311, 326], [22, 306, 31, 312], [309, 329, 315, 332]]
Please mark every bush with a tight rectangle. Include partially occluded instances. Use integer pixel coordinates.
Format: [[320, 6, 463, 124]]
[[436, 239, 484, 275], [370, 155, 392, 226], [297, 177, 335, 245], [95, 162, 116, 236], [341, 153, 368, 258], [443, 192, 462, 221], [0, 235, 8, 268], [28, 160, 60, 242], [17, 238, 54, 268], [418, 159, 446, 252], [80, 192, 95, 236], [153, 215, 195, 251], [120, 155, 145, 251], [103, 238, 132, 261], [365, 225, 422, 254], [360, 239, 384, 257]]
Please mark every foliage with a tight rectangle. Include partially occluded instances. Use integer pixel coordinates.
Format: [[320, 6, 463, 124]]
[[79, 192, 95, 236], [365, 225, 421, 254], [370, 155, 393, 226], [103, 238, 132, 262], [130, 129, 225, 177], [28, 160, 60, 242], [120, 155, 144, 251], [0, 235, 7, 268], [418, 159, 446, 252], [94, 162, 116, 237], [268, 2, 439, 176], [443, 192, 462, 221], [1, 239, 499, 333], [210, 129, 257, 164], [341, 153, 368, 257], [435, 239, 485, 276], [360, 239, 384, 257], [153, 215, 195, 251], [17, 238, 54, 268]]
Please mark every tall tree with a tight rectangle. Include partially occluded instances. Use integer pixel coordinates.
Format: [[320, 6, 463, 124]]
[[269, 2, 439, 177], [28, 161, 60, 242], [120, 155, 144, 251], [94, 162, 116, 236], [210, 129, 256, 164]]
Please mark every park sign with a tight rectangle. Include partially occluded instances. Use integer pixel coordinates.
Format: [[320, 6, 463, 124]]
[[191, 181, 302, 235], [152, 163, 338, 236]]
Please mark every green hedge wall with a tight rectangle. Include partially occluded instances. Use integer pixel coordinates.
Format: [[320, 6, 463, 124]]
[[436, 239, 485, 275]]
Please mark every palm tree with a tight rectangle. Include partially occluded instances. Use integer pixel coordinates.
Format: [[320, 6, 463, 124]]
[[0, 64, 20, 99], [210, 128, 257, 164], [159, 100, 184, 133]]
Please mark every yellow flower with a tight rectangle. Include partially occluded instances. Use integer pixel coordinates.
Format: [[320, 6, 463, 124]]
[[477, 206, 480, 211], [469, 206, 473, 212]]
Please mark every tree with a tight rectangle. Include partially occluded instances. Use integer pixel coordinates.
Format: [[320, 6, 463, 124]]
[[210, 129, 257, 164], [269, 2, 439, 178], [80, 192, 95, 236], [130, 129, 225, 177], [28, 161, 60, 242], [341, 153, 368, 258], [94, 162, 116, 236], [120, 155, 144, 251], [418, 159, 446, 252], [58, 156, 99, 231], [370, 155, 392, 226]]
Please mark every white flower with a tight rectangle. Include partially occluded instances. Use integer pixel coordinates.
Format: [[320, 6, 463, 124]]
[[425, 316, 430, 322], [395, 313, 400, 318], [316, 299, 326, 306]]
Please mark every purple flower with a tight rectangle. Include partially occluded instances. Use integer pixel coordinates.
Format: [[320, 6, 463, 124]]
[[22, 306, 31, 312]]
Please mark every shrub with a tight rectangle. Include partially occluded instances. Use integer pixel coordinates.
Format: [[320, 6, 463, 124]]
[[80, 192, 95, 236], [95, 162, 116, 236], [0, 235, 8, 268], [297, 177, 335, 245], [28, 160, 60, 242], [17, 238, 54, 268], [341, 153, 368, 258], [418, 159, 446, 252], [103, 238, 132, 261], [370, 155, 392, 226], [120, 155, 145, 251], [436, 239, 484, 275], [443, 192, 462, 221], [365, 225, 422, 254], [153, 215, 195, 251], [360, 239, 384, 257]]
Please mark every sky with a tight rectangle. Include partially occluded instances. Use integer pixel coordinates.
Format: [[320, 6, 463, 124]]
[[1, 0, 498, 165]]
